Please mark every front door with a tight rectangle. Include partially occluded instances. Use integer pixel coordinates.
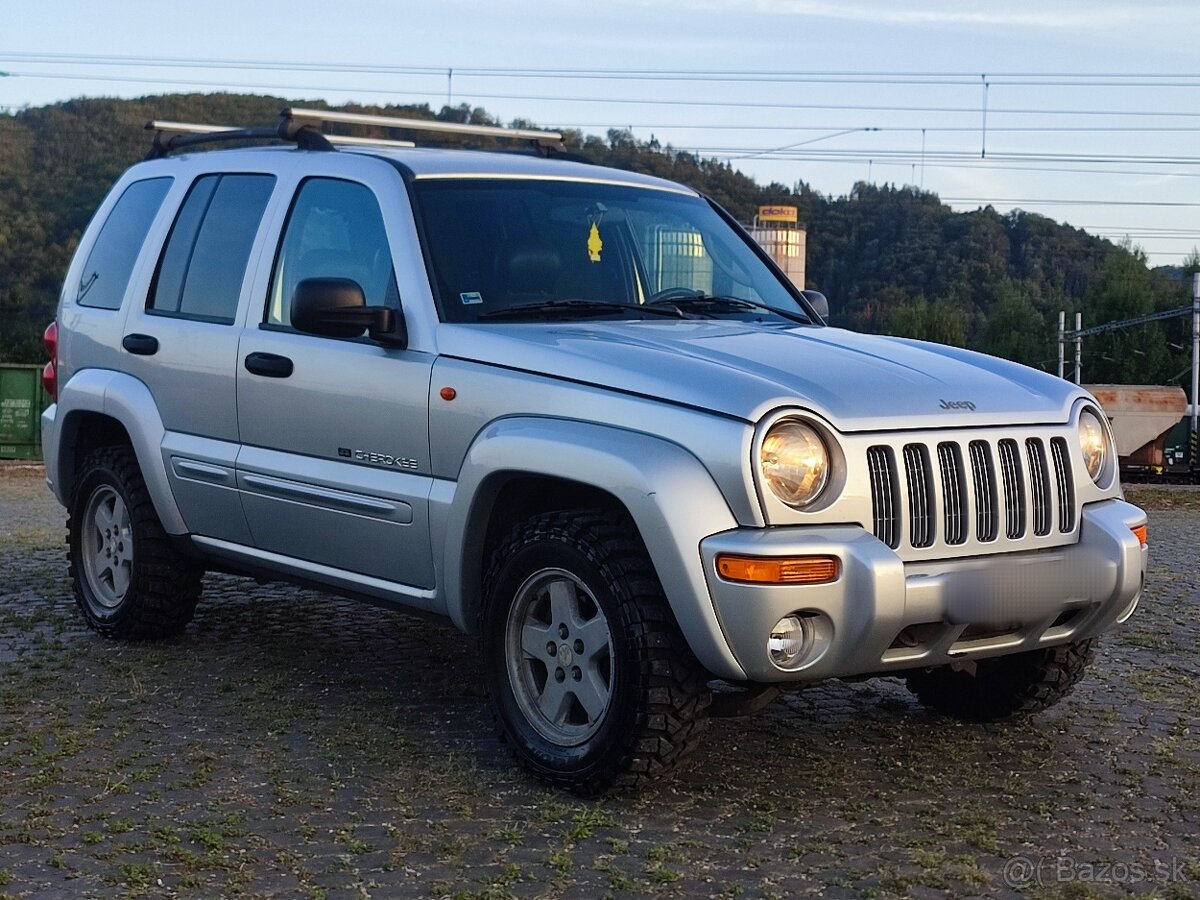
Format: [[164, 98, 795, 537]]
[[235, 174, 436, 592]]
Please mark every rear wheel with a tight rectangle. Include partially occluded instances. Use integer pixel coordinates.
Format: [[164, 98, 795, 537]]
[[69, 446, 202, 638], [482, 509, 710, 794], [904, 639, 1095, 721]]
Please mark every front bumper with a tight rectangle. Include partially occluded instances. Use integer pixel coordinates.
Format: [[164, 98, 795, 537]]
[[700, 499, 1146, 683]]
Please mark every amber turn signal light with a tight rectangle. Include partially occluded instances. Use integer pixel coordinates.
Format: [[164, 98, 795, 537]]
[[716, 554, 840, 585], [1131, 524, 1147, 547]]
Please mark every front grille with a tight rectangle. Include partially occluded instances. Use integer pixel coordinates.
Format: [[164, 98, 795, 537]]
[[868, 434, 1077, 551]]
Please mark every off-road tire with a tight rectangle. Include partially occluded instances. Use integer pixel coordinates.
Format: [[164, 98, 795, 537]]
[[68, 445, 202, 639], [482, 509, 710, 795], [904, 639, 1095, 721]]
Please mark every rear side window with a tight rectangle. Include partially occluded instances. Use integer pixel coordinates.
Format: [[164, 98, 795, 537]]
[[76, 177, 173, 310], [149, 173, 275, 324]]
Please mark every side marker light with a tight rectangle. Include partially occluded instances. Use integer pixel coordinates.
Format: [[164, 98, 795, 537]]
[[716, 554, 840, 585]]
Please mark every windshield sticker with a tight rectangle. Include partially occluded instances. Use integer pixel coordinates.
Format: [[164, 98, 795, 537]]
[[587, 223, 603, 263], [460, 291, 483, 305]]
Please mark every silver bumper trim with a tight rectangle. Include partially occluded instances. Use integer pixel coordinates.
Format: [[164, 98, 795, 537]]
[[700, 498, 1146, 683]]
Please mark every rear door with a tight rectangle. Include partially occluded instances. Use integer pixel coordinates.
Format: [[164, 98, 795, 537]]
[[121, 171, 277, 543], [234, 166, 437, 594]]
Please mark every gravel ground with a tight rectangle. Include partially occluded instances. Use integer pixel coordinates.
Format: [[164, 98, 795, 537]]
[[0, 467, 1197, 899]]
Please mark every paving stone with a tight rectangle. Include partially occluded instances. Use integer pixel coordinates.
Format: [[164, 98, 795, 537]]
[[0, 472, 1197, 897]]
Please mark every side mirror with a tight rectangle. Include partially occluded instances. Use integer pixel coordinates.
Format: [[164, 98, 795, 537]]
[[291, 278, 407, 347], [800, 289, 829, 322]]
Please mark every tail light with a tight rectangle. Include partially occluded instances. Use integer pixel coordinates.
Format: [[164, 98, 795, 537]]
[[42, 321, 58, 401]]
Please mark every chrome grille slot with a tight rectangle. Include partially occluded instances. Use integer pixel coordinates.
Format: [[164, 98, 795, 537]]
[[937, 442, 967, 545], [997, 439, 1026, 539], [867, 446, 899, 548], [969, 440, 998, 542], [903, 443, 935, 548], [1026, 438, 1052, 536], [1050, 437, 1075, 532]]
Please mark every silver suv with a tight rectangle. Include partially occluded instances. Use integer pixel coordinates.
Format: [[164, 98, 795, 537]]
[[41, 109, 1148, 794]]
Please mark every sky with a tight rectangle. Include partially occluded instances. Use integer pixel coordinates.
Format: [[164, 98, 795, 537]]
[[5, 0, 1200, 267]]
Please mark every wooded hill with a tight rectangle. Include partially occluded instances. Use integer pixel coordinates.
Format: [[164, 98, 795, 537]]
[[0, 93, 1192, 386]]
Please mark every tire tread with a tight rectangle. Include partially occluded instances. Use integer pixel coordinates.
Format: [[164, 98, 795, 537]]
[[69, 445, 202, 639], [905, 639, 1095, 721], [483, 508, 710, 795]]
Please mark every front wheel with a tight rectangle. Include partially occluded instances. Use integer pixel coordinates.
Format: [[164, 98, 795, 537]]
[[904, 639, 1095, 721], [482, 509, 709, 794], [69, 446, 203, 639]]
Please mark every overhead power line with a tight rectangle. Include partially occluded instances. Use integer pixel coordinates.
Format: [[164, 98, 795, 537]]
[[561, 123, 1200, 134], [4, 52, 1200, 87], [5, 68, 1200, 119], [2, 53, 1196, 264], [940, 197, 1200, 208]]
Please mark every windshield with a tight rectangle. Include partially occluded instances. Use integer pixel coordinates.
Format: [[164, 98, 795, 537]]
[[410, 178, 810, 324]]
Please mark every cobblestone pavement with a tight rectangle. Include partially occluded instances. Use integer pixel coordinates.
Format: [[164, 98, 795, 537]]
[[1, 467, 1197, 898]]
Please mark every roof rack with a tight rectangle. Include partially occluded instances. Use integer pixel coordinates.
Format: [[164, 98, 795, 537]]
[[145, 108, 566, 159], [145, 121, 280, 159], [144, 120, 418, 159], [280, 107, 565, 153]]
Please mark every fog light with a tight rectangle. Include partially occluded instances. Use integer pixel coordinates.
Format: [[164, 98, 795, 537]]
[[768, 615, 809, 668]]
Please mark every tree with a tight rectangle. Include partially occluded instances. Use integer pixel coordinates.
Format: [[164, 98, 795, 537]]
[[976, 283, 1051, 369], [1081, 250, 1175, 384], [0, 94, 1185, 376]]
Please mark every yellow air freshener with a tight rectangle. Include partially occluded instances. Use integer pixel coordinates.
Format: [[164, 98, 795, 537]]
[[587, 222, 603, 263]]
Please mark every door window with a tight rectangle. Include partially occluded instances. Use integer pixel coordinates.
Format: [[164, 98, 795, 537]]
[[148, 174, 276, 323], [266, 178, 400, 329]]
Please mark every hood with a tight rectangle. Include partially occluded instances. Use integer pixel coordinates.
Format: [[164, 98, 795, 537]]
[[435, 321, 1082, 431]]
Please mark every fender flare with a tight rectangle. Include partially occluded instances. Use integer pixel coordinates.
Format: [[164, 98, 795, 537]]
[[48, 369, 187, 534], [441, 417, 747, 680]]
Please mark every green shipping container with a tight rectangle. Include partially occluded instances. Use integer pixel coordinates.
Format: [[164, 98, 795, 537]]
[[0, 364, 51, 460]]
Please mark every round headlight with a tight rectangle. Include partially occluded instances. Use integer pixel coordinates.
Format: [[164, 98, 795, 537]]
[[760, 420, 829, 508], [1078, 408, 1108, 482]]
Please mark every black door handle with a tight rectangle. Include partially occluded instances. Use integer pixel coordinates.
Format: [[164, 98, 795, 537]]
[[121, 333, 159, 355], [244, 352, 294, 378]]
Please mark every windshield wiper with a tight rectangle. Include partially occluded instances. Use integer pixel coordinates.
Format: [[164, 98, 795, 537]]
[[646, 293, 812, 325], [478, 299, 685, 321]]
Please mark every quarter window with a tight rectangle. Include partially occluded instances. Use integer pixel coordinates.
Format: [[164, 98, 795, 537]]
[[149, 174, 275, 324], [267, 178, 399, 328], [76, 177, 173, 310]]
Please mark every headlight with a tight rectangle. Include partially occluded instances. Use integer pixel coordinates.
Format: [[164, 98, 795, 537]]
[[1078, 408, 1108, 482], [760, 420, 829, 507]]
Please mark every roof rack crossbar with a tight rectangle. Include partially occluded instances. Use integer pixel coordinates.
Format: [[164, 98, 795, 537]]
[[144, 120, 297, 159], [280, 107, 565, 151], [144, 109, 564, 158], [322, 134, 417, 149]]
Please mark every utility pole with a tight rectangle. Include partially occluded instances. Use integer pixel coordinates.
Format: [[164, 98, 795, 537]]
[[1057, 311, 1065, 379], [1074, 312, 1082, 384], [980, 74, 989, 158]]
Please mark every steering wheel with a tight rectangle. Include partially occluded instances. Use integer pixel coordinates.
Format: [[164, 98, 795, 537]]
[[647, 287, 702, 303]]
